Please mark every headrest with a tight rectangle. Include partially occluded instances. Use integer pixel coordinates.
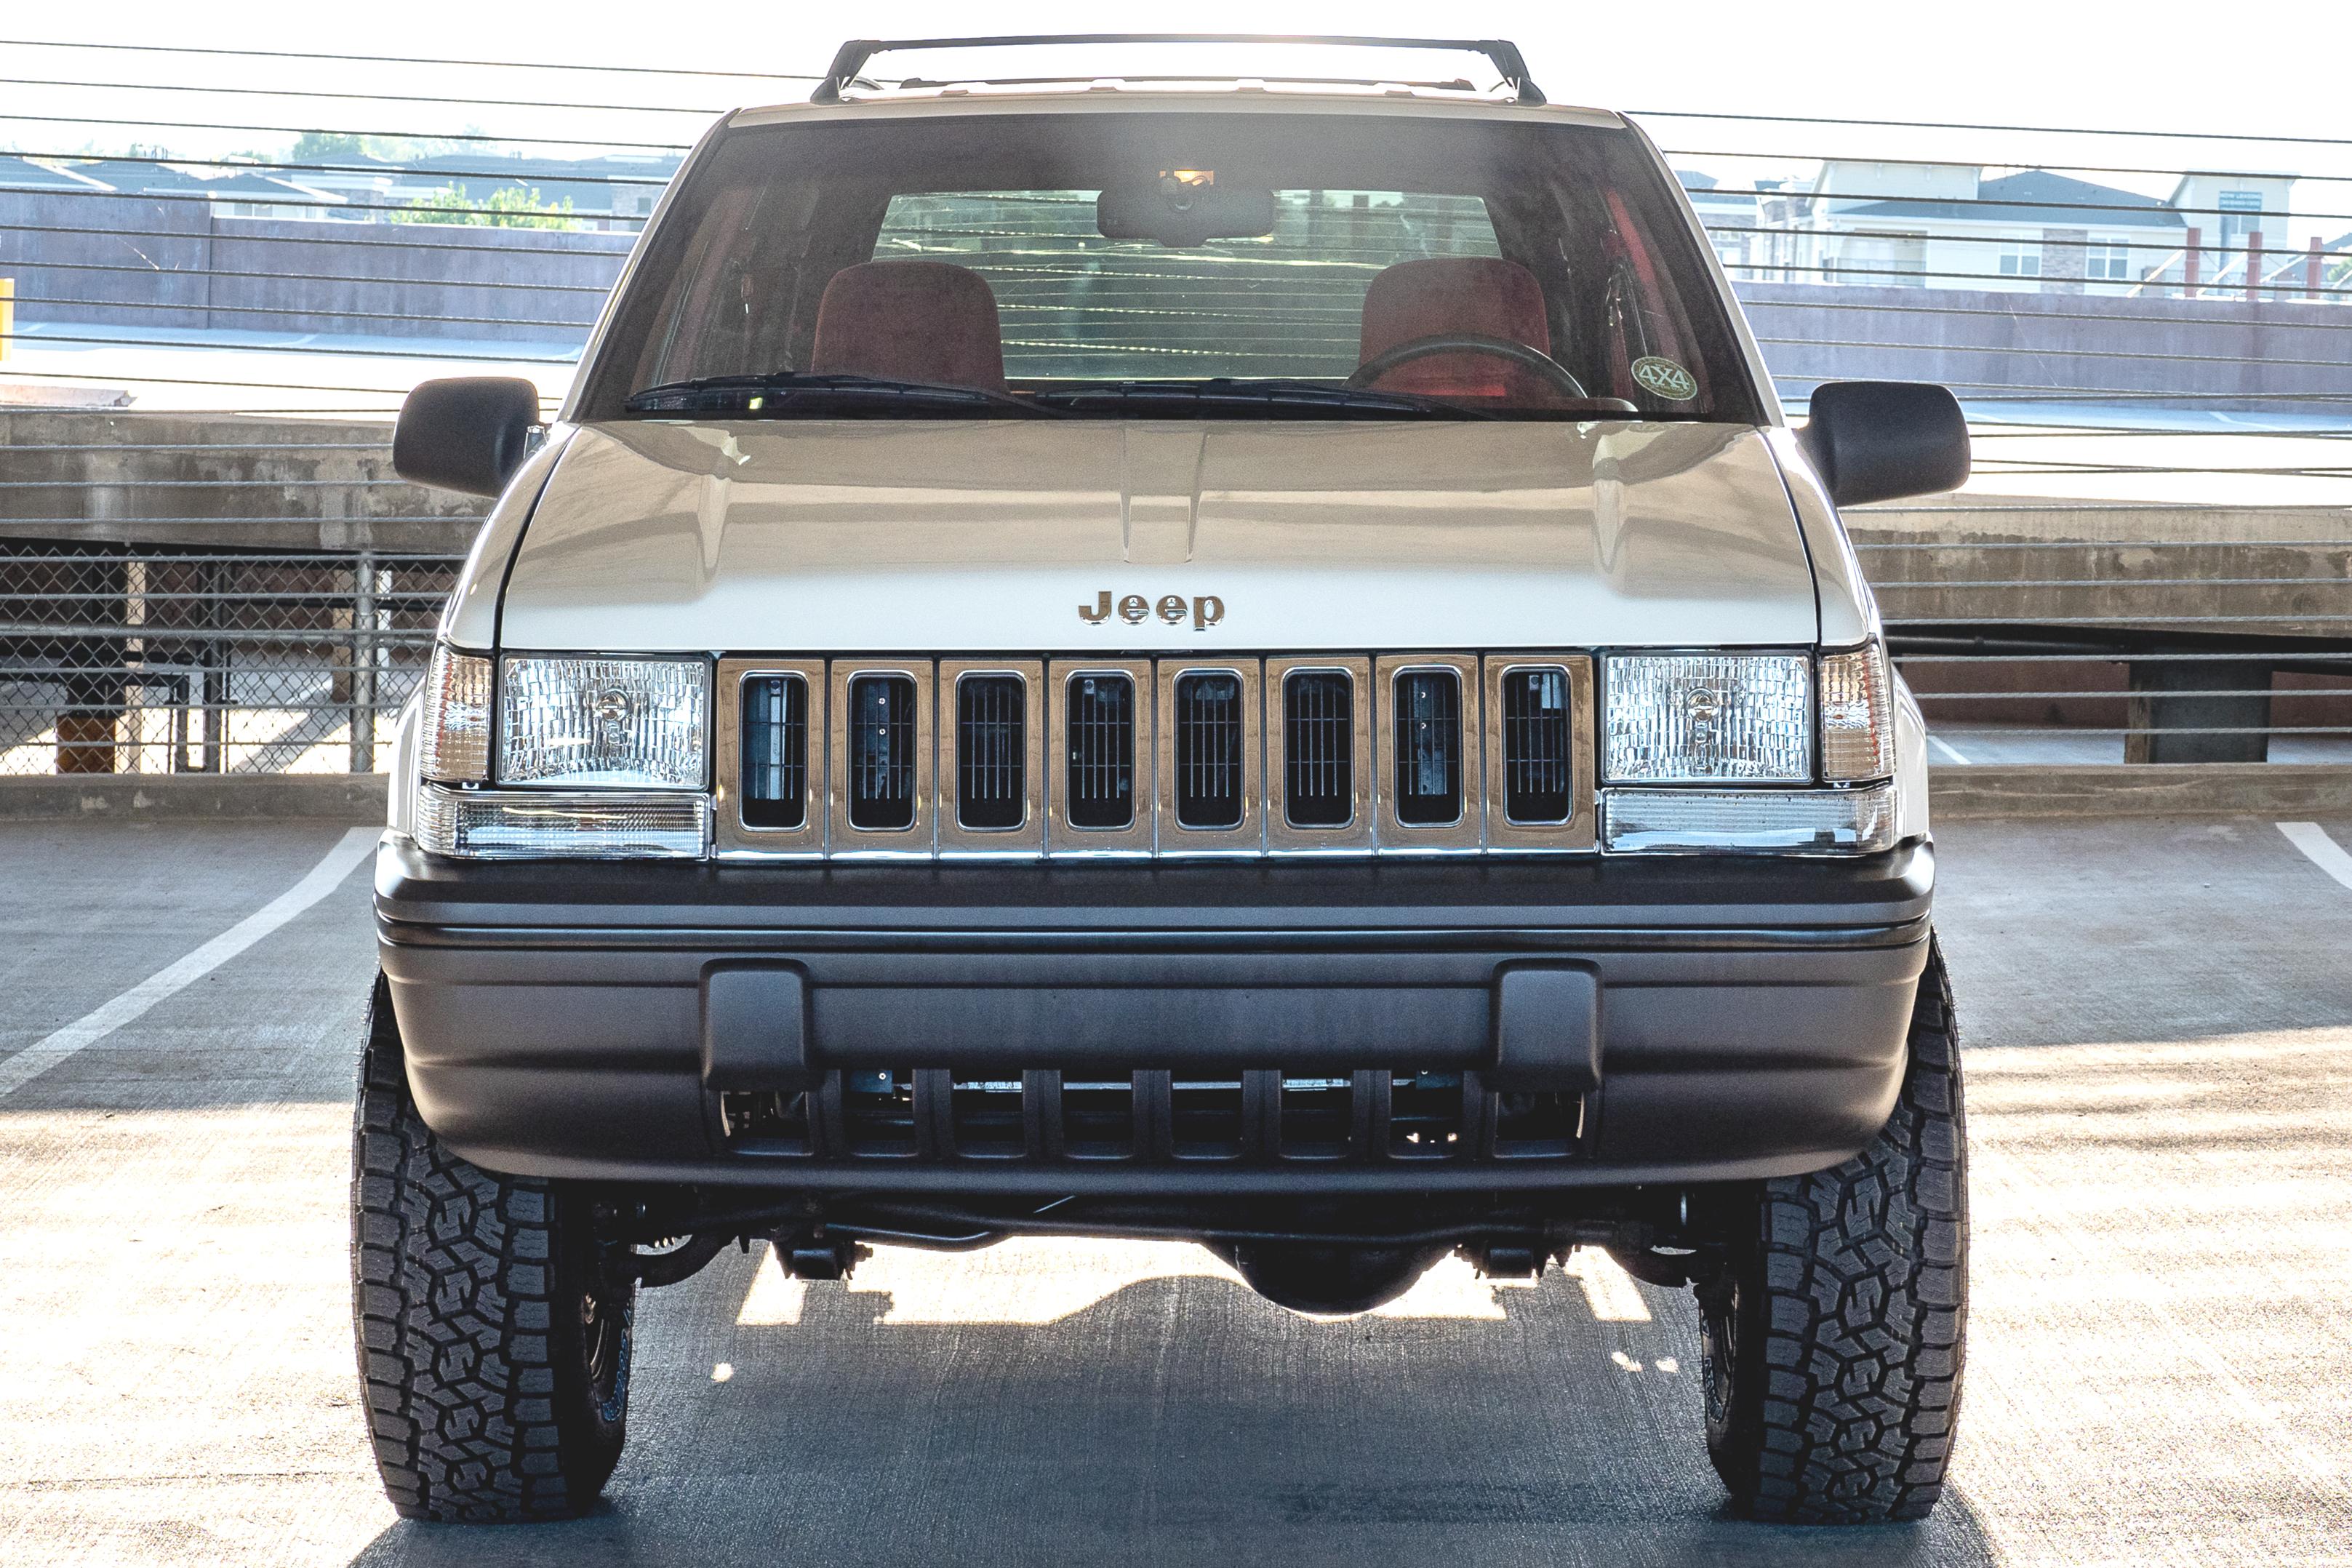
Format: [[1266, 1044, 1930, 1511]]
[[809, 260, 1007, 394], [1357, 257, 1553, 401]]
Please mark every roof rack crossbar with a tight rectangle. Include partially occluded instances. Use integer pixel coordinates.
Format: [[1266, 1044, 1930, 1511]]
[[809, 33, 1545, 107]]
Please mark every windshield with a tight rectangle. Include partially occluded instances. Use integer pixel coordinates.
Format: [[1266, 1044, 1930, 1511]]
[[578, 111, 1764, 424]]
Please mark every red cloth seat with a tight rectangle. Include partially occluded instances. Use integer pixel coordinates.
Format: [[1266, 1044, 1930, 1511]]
[[1357, 257, 1556, 402], [809, 260, 1008, 393]]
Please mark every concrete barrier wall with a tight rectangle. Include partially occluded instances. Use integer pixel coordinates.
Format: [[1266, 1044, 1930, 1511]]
[[1740, 281, 2348, 410], [0, 410, 483, 553], [0, 196, 633, 345], [203, 219, 632, 343]]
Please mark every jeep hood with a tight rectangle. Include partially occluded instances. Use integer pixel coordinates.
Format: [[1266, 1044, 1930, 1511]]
[[496, 420, 1819, 652]]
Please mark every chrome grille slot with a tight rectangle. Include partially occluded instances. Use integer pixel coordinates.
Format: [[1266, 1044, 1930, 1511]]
[[949, 1076, 1027, 1158], [1170, 1078, 1246, 1159], [954, 674, 1026, 830], [1065, 673, 1136, 830], [1172, 672, 1247, 830], [738, 674, 809, 831], [1392, 670, 1462, 825], [1061, 1076, 1136, 1159], [1278, 1074, 1354, 1159], [847, 673, 919, 831], [1281, 670, 1355, 828], [1387, 1071, 1464, 1159], [1501, 668, 1573, 825], [840, 1069, 919, 1156]]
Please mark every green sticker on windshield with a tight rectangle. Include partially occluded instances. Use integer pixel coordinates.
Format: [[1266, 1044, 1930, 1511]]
[[1631, 356, 1698, 401]]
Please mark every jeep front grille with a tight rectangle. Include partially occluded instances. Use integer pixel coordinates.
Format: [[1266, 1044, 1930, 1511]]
[[715, 653, 1593, 857]]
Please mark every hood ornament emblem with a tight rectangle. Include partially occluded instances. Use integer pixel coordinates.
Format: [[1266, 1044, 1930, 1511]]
[[1080, 590, 1224, 632]]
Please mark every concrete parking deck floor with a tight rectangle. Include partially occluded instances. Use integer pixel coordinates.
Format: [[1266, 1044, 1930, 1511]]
[[1, 815, 2348, 1566]]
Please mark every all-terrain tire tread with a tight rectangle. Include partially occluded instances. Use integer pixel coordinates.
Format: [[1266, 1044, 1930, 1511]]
[[1719, 936, 1969, 1524], [348, 977, 620, 1522]]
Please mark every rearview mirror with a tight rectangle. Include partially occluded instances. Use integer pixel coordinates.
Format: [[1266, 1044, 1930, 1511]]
[[392, 377, 541, 498], [1097, 180, 1276, 247], [1798, 380, 1970, 508]]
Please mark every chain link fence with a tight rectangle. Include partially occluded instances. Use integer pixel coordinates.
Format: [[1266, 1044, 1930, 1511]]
[[0, 543, 458, 774]]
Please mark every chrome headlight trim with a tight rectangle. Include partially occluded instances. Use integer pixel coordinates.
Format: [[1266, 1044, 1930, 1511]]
[[1600, 782, 1897, 855], [416, 784, 709, 860]]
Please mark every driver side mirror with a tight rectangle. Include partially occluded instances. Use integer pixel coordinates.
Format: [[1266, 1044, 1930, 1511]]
[[1798, 380, 1969, 508], [393, 377, 541, 498]]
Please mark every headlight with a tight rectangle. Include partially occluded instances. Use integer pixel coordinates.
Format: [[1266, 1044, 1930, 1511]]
[[419, 643, 492, 783], [1819, 641, 1895, 781], [497, 655, 709, 789], [1603, 653, 1811, 783]]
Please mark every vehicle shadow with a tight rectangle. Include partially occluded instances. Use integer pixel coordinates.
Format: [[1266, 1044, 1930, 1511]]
[[350, 1249, 1998, 1568]]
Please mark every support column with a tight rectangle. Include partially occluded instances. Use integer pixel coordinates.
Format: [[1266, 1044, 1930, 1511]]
[[2127, 658, 2273, 764]]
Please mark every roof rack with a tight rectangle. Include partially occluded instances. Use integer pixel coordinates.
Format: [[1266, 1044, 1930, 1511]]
[[809, 33, 1547, 108]]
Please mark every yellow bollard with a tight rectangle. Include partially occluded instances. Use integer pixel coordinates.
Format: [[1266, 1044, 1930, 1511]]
[[0, 276, 12, 364]]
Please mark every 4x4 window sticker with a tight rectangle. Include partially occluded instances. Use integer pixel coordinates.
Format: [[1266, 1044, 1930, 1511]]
[[1599, 185, 1711, 412]]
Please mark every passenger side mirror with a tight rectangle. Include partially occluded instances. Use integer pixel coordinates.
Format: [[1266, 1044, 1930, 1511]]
[[393, 377, 542, 498], [1798, 380, 1970, 508]]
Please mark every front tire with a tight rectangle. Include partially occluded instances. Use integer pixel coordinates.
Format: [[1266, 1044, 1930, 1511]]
[[1699, 935, 1969, 1524], [351, 975, 633, 1521]]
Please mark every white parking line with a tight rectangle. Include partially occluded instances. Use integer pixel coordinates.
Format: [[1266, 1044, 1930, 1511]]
[[2277, 822, 2352, 892], [0, 826, 380, 1102], [1927, 734, 1974, 765]]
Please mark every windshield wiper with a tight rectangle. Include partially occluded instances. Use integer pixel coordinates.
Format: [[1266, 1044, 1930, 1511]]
[[624, 372, 1058, 419], [1029, 379, 1499, 420]]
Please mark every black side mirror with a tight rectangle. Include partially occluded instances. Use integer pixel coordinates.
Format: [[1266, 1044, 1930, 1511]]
[[392, 377, 541, 498], [1798, 380, 1970, 508]]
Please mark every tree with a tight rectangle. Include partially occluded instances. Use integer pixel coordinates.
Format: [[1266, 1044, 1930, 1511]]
[[388, 184, 586, 230]]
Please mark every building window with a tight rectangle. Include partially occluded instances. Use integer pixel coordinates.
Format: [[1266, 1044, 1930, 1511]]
[[2085, 243, 2133, 281], [2217, 190, 2264, 248], [1998, 244, 2041, 278], [1837, 232, 1927, 287]]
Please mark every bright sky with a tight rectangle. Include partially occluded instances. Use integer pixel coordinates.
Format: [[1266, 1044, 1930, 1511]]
[[4, 0, 2350, 196]]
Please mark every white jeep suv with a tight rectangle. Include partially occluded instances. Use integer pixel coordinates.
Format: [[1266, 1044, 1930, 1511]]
[[362, 34, 1972, 1527]]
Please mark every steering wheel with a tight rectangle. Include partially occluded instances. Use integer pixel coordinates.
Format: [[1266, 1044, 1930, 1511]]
[[1348, 332, 1591, 400]]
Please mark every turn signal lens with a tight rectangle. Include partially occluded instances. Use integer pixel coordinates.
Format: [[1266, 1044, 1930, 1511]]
[[1602, 783, 1896, 855], [419, 643, 492, 783], [1820, 641, 1895, 782], [417, 785, 708, 860]]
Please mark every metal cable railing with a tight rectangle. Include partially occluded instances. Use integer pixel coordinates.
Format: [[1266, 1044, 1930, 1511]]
[[3, 41, 2349, 775]]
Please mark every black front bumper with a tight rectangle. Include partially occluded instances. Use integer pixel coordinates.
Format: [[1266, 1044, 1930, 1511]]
[[375, 838, 1933, 1193]]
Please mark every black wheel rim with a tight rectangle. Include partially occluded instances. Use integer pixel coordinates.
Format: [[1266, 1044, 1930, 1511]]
[[1700, 1279, 1738, 1428], [581, 1285, 631, 1424]]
